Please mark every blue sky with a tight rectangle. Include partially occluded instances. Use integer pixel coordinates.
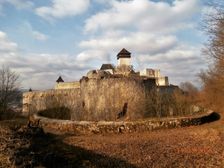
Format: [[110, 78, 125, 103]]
[[0, 0, 210, 89]]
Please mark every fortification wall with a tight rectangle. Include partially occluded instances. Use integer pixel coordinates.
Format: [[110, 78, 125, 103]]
[[80, 78, 154, 120], [23, 78, 155, 121], [55, 81, 80, 89], [31, 111, 217, 135], [23, 89, 82, 119]]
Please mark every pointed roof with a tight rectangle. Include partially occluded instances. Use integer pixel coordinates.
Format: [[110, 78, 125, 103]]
[[56, 76, 64, 83], [100, 64, 114, 70], [117, 48, 131, 59]]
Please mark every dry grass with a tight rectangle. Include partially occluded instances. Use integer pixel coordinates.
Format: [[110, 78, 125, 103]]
[[0, 118, 27, 168], [0, 114, 224, 167], [63, 118, 224, 167]]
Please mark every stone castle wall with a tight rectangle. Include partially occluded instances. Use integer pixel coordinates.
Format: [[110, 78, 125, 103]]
[[31, 110, 216, 135], [55, 81, 80, 89], [23, 77, 155, 121], [23, 89, 82, 117], [80, 78, 155, 120]]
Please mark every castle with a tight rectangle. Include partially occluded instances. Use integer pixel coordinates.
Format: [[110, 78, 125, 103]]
[[23, 49, 177, 121], [55, 48, 169, 90]]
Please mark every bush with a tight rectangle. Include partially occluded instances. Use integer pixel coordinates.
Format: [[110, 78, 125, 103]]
[[144, 88, 196, 118], [38, 107, 71, 120], [30, 94, 71, 120]]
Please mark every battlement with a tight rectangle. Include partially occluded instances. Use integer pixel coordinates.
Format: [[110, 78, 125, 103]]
[[55, 81, 80, 90]]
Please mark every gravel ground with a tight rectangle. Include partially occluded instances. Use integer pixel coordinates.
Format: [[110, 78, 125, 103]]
[[0, 116, 224, 168]]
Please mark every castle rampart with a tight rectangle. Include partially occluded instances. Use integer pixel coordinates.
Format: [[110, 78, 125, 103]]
[[55, 81, 80, 90], [23, 77, 156, 121]]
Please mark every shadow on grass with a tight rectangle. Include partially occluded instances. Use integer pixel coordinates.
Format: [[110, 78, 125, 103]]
[[13, 127, 137, 168]]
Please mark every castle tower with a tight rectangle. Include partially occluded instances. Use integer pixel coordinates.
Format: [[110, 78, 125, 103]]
[[117, 48, 131, 67], [56, 76, 64, 83]]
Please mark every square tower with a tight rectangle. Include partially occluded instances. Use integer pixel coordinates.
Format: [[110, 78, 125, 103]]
[[117, 48, 131, 67]]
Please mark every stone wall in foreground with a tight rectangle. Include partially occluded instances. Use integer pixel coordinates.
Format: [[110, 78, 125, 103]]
[[31, 111, 216, 135]]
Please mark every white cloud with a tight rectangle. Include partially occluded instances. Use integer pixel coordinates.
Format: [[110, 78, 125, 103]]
[[1, 52, 90, 90], [32, 31, 48, 41], [85, 0, 200, 33], [6, 0, 33, 9], [136, 44, 206, 85], [0, 0, 33, 12], [80, 32, 178, 54], [76, 49, 110, 62], [137, 45, 199, 63], [0, 31, 18, 52], [35, 0, 90, 20], [0, 31, 90, 90], [20, 21, 48, 41]]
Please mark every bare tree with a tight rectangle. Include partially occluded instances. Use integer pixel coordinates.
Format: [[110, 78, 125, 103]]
[[200, 1, 224, 112], [180, 82, 198, 93], [202, 1, 224, 61], [179, 81, 199, 103], [0, 66, 20, 115]]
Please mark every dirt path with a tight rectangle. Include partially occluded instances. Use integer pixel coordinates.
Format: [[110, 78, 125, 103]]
[[0, 117, 224, 167]]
